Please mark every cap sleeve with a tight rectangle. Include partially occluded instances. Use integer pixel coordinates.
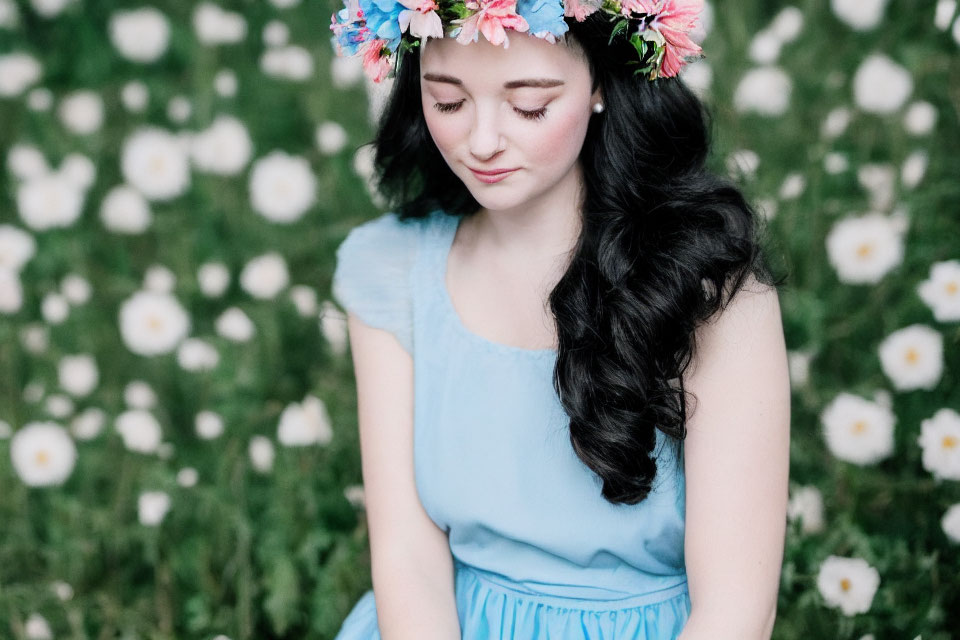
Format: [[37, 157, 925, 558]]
[[331, 212, 420, 354]]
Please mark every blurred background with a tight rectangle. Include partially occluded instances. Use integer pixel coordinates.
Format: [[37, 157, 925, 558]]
[[0, 0, 958, 638]]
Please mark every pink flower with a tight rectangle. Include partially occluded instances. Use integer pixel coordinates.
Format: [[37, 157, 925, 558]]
[[564, 0, 602, 21], [398, 0, 444, 39], [646, 0, 703, 78], [362, 39, 393, 83], [455, 0, 529, 48]]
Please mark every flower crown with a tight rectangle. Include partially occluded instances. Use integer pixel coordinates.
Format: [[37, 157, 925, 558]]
[[330, 0, 705, 83]]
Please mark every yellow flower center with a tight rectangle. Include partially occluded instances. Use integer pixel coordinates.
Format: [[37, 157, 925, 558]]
[[904, 347, 919, 364], [148, 314, 164, 331], [35, 449, 50, 466], [851, 420, 868, 435], [840, 577, 851, 592], [943, 435, 958, 450], [856, 243, 873, 259], [946, 281, 958, 296]]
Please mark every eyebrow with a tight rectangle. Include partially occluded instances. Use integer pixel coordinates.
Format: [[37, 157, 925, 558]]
[[423, 73, 564, 89]]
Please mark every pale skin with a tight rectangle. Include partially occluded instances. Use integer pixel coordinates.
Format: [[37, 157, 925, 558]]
[[345, 30, 790, 640]]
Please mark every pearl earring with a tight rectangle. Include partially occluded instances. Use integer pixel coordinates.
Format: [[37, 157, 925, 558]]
[[592, 102, 605, 114]]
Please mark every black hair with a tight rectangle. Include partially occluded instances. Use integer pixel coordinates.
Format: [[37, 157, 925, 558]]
[[368, 12, 786, 505]]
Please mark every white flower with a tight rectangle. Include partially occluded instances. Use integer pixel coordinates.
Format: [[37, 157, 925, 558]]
[[19, 323, 49, 353], [277, 394, 333, 446], [30, 0, 74, 18], [115, 409, 162, 453], [953, 13, 960, 45], [268, 0, 301, 7], [725, 149, 759, 181], [0, 0, 20, 28], [248, 435, 275, 473], [17, 173, 85, 231], [27, 87, 52, 111], [215, 306, 255, 342], [58, 354, 98, 397], [51, 580, 73, 600], [903, 101, 937, 136], [143, 264, 176, 293], [0, 420, 11, 439], [787, 349, 812, 388], [118, 290, 191, 356], [213, 69, 237, 97], [120, 80, 149, 112], [70, 407, 106, 440], [195, 410, 224, 439], [0, 224, 37, 272], [935, 0, 957, 30], [11, 421, 77, 486], [58, 90, 104, 135], [748, 29, 781, 65], [821, 106, 852, 139], [193, 2, 246, 45], [100, 184, 153, 234], [41, 291, 69, 323], [917, 260, 960, 322], [7, 143, 50, 181], [917, 408, 960, 481], [24, 613, 53, 640], [830, 0, 888, 30], [177, 337, 220, 371], [177, 466, 198, 487], [289, 285, 318, 317], [166, 95, 191, 123], [315, 121, 348, 155], [733, 66, 792, 117], [857, 163, 896, 212], [878, 324, 944, 391], [821, 392, 895, 465], [853, 53, 913, 114], [121, 127, 191, 201], [770, 6, 803, 42], [263, 19, 289, 46], [679, 59, 712, 99], [0, 52, 42, 97], [58, 152, 96, 190], [138, 490, 171, 525], [942, 503, 960, 543], [901, 150, 928, 190], [124, 380, 157, 409], [45, 393, 74, 419], [259, 45, 314, 81], [823, 152, 849, 175], [825, 212, 904, 285], [197, 261, 230, 297], [109, 7, 170, 63], [240, 252, 289, 299], [352, 144, 376, 181], [319, 301, 348, 357], [779, 172, 805, 200], [190, 114, 253, 175], [344, 484, 366, 508], [787, 484, 824, 534], [60, 273, 91, 305], [248, 151, 317, 223], [816, 555, 880, 616]]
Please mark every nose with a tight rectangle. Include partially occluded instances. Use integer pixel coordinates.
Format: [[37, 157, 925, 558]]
[[468, 104, 504, 161]]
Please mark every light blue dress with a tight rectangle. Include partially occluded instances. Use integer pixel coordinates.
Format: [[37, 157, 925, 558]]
[[331, 209, 690, 640]]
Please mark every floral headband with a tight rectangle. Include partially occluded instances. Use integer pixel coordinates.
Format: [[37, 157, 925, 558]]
[[330, 0, 705, 83]]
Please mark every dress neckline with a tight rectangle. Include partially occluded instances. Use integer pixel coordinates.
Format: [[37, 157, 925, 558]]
[[433, 211, 558, 359]]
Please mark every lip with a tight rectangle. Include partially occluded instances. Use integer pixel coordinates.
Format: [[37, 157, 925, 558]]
[[469, 166, 519, 183]]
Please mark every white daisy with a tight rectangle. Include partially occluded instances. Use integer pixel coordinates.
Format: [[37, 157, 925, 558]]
[[70, 407, 106, 440], [58, 354, 98, 397], [197, 261, 230, 297], [830, 0, 888, 30], [108, 7, 170, 63], [177, 337, 220, 372], [820, 392, 895, 465], [248, 151, 317, 223], [315, 121, 348, 156], [177, 467, 199, 487], [213, 69, 237, 97], [58, 90, 104, 135], [115, 409, 162, 453], [138, 490, 171, 525], [41, 291, 70, 324], [195, 410, 224, 439], [903, 101, 937, 136], [24, 613, 53, 640], [941, 503, 960, 543], [877, 324, 944, 391], [277, 395, 333, 446], [787, 484, 824, 534], [193, 2, 246, 45], [190, 114, 253, 176], [900, 150, 928, 190], [118, 290, 191, 356], [60, 273, 91, 305], [120, 127, 191, 202], [259, 45, 314, 81], [0, 52, 42, 97], [215, 306, 255, 342], [99, 184, 153, 234], [239, 252, 289, 299], [852, 53, 913, 114], [917, 408, 960, 481], [917, 260, 960, 322], [7, 143, 50, 181], [289, 285, 318, 317], [248, 435, 275, 473], [16, 173, 85, 231], [120, 80, 149, 112], [124, 380, 157, 409], [825, 212, 904, 285], [0, 224, 37, 272], [10, 421, 77, 486], [816, 555, 880, 616]]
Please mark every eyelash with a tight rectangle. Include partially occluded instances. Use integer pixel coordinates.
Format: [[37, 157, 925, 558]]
[[433, 100, 548, 121]]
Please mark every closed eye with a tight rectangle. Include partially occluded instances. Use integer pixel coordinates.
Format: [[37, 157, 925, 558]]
[[433, 100, 464, 113]]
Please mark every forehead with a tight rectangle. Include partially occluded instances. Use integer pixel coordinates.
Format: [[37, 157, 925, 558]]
[[419, 32, 589, 87]]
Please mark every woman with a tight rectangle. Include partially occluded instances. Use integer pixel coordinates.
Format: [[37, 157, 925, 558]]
[[329, 1, 791, 638]]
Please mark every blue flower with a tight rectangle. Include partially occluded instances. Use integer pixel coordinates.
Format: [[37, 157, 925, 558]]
[[358, 0, 405, 49], [330, 7, 372, 56], [517, 0, 569, 40]]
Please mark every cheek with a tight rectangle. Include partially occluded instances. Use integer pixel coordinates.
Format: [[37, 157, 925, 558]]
[[525, 108, 590, 167], [423, 109, 462, 155]]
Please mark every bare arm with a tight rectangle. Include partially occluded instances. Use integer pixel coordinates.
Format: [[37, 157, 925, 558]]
[[677, 275, 791, 640], [347, 311, 462, 640]]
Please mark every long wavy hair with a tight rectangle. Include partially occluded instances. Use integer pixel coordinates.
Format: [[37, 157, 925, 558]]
[[367, 13, 786, 505]]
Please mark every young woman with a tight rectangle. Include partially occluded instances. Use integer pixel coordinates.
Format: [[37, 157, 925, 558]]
[[329, 1, 791, 638]]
